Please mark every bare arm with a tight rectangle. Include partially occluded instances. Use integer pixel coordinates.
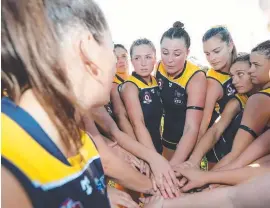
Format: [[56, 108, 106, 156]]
[[90, 106, 161, 165], [170, 72, 207, 165], [2, 166, 32, 208], [86, 118, 153, 193], [84, 111, 179, 198], [173, 160, 270, 192], [212, 94, 270, 170], [111, 84, 136, 140], [225, 130, 270, 170], [197, 79, 223, 140], [120, 82, 156, 151], [188, 98, 241, 166], [145, 173, 270, 208]]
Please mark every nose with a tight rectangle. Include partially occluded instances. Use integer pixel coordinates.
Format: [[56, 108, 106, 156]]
[[209, 53, 217, 63], [141, 57, 147, 66], [248, 64, 255, 75], [232, 76, 238, 85]]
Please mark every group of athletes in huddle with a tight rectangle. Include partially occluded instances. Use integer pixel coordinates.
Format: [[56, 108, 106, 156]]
[[2, 0, 270, 207]]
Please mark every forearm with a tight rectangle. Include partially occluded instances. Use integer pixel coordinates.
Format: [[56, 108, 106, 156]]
[[163, 187, 233, 208], [212, 152, 239, 170], [189, 127, 221, 166], [205, 167, 270, 186], [198, 114, 212, 141], [133, 124, 156, 151], [111, 128, 157, 164], [115, 114, 137, 140], [97, 135, 152, 193], [228, 135, 270, 169], [171, 129, 198, 164]]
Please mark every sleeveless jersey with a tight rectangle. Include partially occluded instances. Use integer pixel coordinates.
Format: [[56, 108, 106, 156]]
[[124, 72, 163, 154], [1, 97, 110, 208], [156, 61, 204, 150]]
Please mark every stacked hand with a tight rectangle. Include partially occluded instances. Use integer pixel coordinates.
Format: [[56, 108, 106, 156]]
[[107, 186, 139, 208]]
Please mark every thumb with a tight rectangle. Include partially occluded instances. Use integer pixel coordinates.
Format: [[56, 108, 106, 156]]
[[181, 181, 196, 192]]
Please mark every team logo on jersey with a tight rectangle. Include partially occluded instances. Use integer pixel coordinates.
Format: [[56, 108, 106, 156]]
[[143, 91, 152, 104], [158, 78, 163, 90], [174, 90, 184, 105], [169, 82, 173, 87], [80, 176, 93, 195], [151, 89, 155, 94], [94, 175, 106, 195], [226, 83, 236, 96], [60, 198, 83, 208]]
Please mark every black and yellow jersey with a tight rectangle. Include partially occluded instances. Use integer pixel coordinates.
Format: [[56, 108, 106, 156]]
[[257, 87, 270, 97], [156, 60, 204, 150], [106, 73, 127, 118], [207, 93, 249, 163], [257, 87, 270, 131], [123, 72, 163, 154], [207, 68, 236, 115], [1, 97, 110, 208], [113, 74, 125, 85], [234, 93, 249, 110]]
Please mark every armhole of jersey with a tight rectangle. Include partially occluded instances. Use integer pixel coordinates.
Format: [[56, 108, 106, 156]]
[[121, 81, 140, 91], [234, 96, 243, 110], [2, 156, 39, 208], [185, 70, 206, 90]]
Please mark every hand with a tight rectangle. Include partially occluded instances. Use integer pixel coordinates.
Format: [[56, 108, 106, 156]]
[[140, 196, 164, 208], [172, 161, 200, 187], [149, 153, 179, 198], [174, 167, 209, 192], [110, 144, 141, 170], [107, 186, 139, 208]]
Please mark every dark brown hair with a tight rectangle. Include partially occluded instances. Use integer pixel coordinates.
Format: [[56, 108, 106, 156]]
[[252, 40, 270, 59], [2, 0, 108, 153], [203, 26, 237, 64], [160, 21, 191, 49]]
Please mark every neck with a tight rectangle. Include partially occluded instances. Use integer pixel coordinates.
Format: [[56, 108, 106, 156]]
[[262, 82, 270, 89], [168, 65, 185, 78], [18, 89, 71, 157], [117, 70, 128, 80], [218, 63, 231, 73], [142, 75, 151, 84]]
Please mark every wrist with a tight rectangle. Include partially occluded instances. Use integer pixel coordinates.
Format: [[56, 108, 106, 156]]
[[188, 155, 201, 167]]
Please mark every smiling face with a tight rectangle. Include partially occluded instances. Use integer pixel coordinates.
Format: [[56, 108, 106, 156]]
[[160, 37, 189, 76], [203, 36, 233, 71], [131, 44, 156, 77], [230, 61, 253, 94]]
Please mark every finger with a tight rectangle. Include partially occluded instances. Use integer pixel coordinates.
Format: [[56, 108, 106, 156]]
[[151, 176, 157, 192], [140, 160, 144, 174], [179, 177, 188, 188], [156, 174, 164, 192], [146, 164, 150, 178], [181, 182, 196, 193], [117, 198, 139, 208], [164, 171, 175, 191], [163, 179, 174, 198], [160, 187, 169, 199], [169, 169, 180, 188]]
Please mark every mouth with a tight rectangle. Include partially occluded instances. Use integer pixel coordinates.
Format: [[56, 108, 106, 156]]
[[118, 63, 126, 68], [211, 62, 220, 66]]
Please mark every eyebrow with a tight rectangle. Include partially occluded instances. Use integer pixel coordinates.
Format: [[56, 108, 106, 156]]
[[161, 48, 182, 52], [212, 47, 221, 51]]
